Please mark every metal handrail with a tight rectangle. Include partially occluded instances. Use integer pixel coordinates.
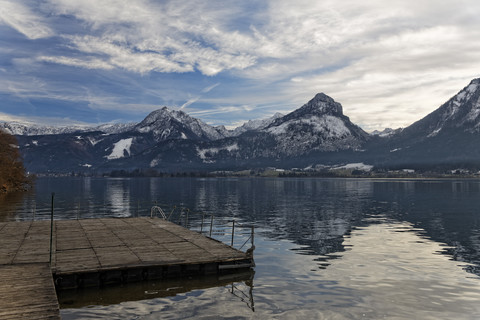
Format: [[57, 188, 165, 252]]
[[150, 206, 167, 219]]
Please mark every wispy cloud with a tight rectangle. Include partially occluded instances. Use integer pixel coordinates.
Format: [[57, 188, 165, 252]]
[[180, 97, 199, 110], [0, 0, 52, 39], [180, 83, 221, 109], [202, 83, 220, 93]]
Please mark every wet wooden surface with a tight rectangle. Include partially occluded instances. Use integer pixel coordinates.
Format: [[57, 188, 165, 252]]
[[0, 263, 60, 320]]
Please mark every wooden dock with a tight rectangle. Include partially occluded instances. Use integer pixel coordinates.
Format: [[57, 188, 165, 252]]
[[0, 217, 253, 319]]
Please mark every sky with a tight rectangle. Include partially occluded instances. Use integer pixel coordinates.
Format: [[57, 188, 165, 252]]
[[0, 0, 479, 132]]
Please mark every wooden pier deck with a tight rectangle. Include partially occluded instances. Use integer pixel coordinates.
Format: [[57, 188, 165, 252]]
[[0, 263, 60, 320], [0, 217, 253, 319]]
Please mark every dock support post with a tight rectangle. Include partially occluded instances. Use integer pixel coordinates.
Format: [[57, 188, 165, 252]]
[[49, 192, 55, 266]]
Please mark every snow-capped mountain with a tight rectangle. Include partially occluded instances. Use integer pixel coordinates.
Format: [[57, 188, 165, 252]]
[[403, 78, 480, 137], [369, 78, 480, 167], [134, 107, 227, 141], [370, 128, 402, 137], [0, 122, 85, 136], [0, 122, 136, 136], [9, 78, 480, 173], [193, 93, 370, 164], [260, 93, 369, 155]]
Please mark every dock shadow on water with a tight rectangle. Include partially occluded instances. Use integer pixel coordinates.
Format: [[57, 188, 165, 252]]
[[60, 272, 255, 319]]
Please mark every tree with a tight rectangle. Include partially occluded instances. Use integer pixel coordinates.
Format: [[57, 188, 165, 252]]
[[0, 130, 30, 193]]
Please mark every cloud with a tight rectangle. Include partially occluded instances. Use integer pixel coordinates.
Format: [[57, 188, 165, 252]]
[[0, 0, 53, 39], [180, 97, 199, 110], [202, 83, 220, 93], [38, 55, 114, 70], [179, 83, 221, 109]]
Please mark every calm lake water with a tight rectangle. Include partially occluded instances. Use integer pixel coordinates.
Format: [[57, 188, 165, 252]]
[[2, 177, 480, 319]]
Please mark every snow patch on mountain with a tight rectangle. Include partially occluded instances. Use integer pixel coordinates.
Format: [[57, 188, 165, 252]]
[[442, 79, 480, 124], [87, 137, 101, 146], [466, 101, 480, 123], [427, 128, 442, 137], [331, 163, 373, 171], [150, 158, 159, 168], [106, 138, 133, 160], [455, 82, 478, 102], [197, 143, 239, 161], [231, 113, 284, 136], [94, 123, 136, 134]]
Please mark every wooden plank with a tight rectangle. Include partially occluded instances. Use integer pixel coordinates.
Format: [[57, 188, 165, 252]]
[[54, 248, 100, 274], [95, 245, 141, 268], [13, 221, 51, 264], [0, 263, 60, 320]]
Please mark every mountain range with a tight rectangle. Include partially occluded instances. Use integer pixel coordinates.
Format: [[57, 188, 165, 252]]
[[3, 78, 480, 174]]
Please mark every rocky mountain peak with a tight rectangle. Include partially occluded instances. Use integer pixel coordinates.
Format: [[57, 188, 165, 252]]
[[137, 107, 181, 126], [135, 106, 226, 141], [470, 78, 480, 85], [433, 78, 480, 130], [454, 78, 480, 103], [298, 93, 343, 116]]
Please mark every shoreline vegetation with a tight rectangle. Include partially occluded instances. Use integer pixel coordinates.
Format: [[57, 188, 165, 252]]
[[35, 167, 480, 179], [0, 130, 33, 194]]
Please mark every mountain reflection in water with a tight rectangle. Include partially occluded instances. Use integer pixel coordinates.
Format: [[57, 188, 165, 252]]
[[2, 177, 480, 319]]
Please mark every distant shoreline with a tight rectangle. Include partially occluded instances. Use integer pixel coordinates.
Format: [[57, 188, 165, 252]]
[[32, 170, 480, 180]]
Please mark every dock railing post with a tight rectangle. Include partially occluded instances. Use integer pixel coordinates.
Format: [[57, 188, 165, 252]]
[[200, 213, 205, 233], [209, 215, 214, 237], [231, 220, 235, 247], [49, 192, 55, 266], [251, 225, 254, 249]]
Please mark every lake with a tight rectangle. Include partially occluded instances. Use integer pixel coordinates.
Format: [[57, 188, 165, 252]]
[[1, 177, 480, 319]]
